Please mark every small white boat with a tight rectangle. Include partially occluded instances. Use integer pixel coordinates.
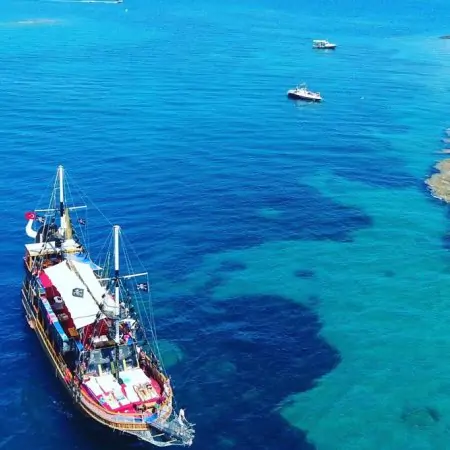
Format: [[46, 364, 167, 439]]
[[287, 84, 322, 102], [313, 39, 337, 50]]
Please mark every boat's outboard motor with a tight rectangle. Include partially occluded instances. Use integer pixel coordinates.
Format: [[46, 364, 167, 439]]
[[35, 220, 58, 243]]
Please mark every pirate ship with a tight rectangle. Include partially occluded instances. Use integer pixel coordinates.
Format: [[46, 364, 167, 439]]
[[21, 166, 194, 447]]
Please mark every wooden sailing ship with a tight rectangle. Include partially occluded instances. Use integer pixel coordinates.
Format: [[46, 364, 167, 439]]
[[21, 166, 194, 447]]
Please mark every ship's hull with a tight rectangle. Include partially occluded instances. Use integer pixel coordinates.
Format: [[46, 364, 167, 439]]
[[20, 285, 176, 447]]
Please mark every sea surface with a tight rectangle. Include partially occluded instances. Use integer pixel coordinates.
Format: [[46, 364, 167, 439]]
[[2, 0, 450, 449]]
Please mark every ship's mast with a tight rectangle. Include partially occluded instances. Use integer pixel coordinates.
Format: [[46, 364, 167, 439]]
[[114, 225, 120, 344], [58, 165, 66, 236], [113, 225, 121, 381]]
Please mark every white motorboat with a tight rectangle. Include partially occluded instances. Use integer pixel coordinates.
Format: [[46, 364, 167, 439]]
[[313, 39, 337, 50], [287, 85, 322, 102]]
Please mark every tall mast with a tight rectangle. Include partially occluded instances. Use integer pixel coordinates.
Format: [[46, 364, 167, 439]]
[[114, 225, 120, 344], [58, 165, 66, 236]]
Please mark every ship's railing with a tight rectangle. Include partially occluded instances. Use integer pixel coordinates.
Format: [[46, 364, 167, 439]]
[[76, 379, 194, 444], [78, 394, 194, 445], [78, 393, 148, 429], [74, 366, 176, 430], [22, 288, 68, 377], [139, 353, 174, 421], [77, 385, 175, 430]]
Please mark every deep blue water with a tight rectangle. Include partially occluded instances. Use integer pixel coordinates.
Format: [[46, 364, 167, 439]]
[[2, 0, 450, 449]]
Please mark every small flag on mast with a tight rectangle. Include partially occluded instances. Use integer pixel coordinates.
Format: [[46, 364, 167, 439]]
[[137, 282, 149, 292]]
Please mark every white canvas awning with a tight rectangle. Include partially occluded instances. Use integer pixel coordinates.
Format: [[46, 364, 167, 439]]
[[44, 260, 104, 329], [70, 260, 107, 301], [70, 260, 116, 313]]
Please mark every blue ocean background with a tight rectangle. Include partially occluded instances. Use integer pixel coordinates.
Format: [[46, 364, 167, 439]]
[[3, 0, 450, 448]]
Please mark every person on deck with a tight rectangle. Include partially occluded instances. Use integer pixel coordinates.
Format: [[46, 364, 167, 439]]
[[178, 408, 186, 425]]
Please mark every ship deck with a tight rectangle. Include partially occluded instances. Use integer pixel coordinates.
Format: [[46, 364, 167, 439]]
[[24, 248, 174, 427], [81, 367, 163, 415]]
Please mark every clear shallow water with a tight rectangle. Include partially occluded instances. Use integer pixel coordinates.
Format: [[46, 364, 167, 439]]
[[2, 0, 450, 449]]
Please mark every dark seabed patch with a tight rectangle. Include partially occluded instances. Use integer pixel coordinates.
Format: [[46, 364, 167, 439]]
[[442, 232, 450, 251], [383, 270, 395, 278], [435, 205, 450, 251], [401, 405, 441, 428], [334, 163, 418, 189], [307, 295, 321, 307], [440, 201, 450, 251], [139, 172, 372, 280], [294, 269, 315, 279], [219, 260, 247, 272], [159, 292, 341, 450], [197, 274, 224, 294], [324, 139, 419, 190]]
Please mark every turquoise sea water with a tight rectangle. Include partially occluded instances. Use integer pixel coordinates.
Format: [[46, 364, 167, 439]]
[[3, 0, 450, 449]]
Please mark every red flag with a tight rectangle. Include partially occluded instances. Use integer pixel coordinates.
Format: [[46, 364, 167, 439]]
[[25, 211, 36, 220]]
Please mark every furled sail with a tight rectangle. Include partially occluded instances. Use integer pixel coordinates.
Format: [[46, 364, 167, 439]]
[[64, 208, 73, 240]]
